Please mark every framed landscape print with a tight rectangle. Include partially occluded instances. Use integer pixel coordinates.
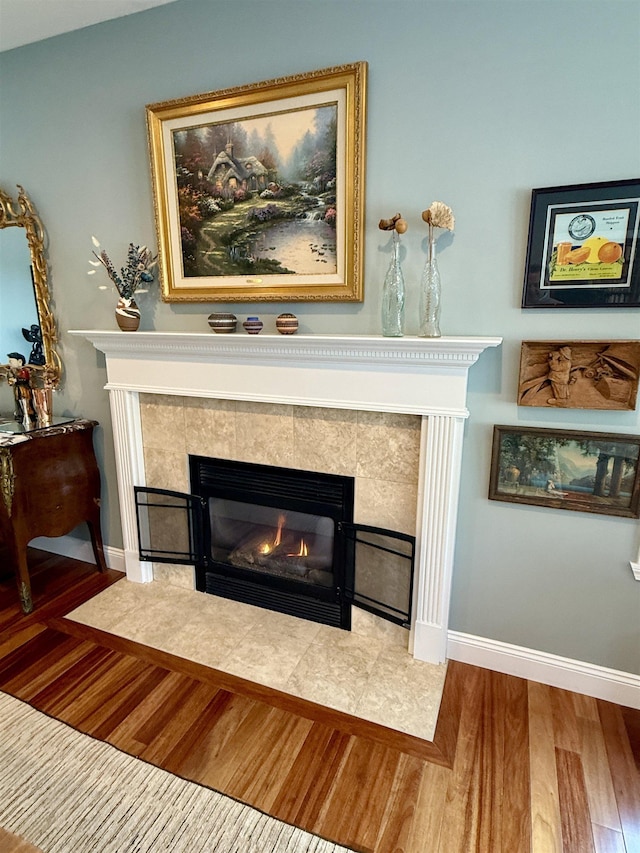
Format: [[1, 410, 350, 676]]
[[518, 340, 640, 410], [488, 425, 640, 518], [521, 179, 640, 308], [146, 63, 367, 302]]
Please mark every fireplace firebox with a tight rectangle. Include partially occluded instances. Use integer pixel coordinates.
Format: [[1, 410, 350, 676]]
[[135, 456, 415, 630]]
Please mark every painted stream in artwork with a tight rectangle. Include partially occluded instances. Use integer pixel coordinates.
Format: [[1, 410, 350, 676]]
[[250, 218, 337, 275]]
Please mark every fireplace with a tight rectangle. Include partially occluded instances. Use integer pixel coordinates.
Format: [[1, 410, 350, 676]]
[[73, 330, 501, 662], [197, 455, 355, 627], [135, 455, 415, 630]]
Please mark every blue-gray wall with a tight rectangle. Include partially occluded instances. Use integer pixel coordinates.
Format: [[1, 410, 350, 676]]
[[1, 0, 638, 673]]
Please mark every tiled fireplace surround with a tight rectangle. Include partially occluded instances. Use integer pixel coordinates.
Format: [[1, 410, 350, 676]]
[[139, 395, 421, 577], [75, 331, 500, 664]]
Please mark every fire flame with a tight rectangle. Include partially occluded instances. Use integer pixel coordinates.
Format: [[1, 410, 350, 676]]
[[255, 514, 311, 560], [288, 538, 308, 558], [258, 514, 286, 555], [275, 514, 285, 546]]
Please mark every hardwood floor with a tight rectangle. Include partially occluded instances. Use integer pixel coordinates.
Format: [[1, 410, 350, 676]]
[[0, 548, 638, 852]]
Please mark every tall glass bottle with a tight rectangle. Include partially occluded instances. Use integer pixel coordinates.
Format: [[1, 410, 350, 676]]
[[419, 235, 441, 337], [381, 231, 405, 337]]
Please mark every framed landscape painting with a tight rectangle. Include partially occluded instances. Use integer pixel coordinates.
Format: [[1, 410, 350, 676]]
[[521, 179, 640, 308], [146, 63, 367, 302], [488, 425, 640, 518]]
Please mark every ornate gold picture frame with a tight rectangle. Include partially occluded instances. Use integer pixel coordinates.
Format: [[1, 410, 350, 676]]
[[0, 186, 61, 388], [146, 63, 367, 303]]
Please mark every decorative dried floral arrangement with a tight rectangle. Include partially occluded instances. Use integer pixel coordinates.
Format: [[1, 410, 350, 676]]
[[421, 201, 455, 242], [378, 213, 408, 337], [378, 213, 408, 234], [88, 237, 157, 302], [418, 201, 455, 338]]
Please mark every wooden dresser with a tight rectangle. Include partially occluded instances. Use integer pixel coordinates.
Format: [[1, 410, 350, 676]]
[[0, 418, 106, 612]]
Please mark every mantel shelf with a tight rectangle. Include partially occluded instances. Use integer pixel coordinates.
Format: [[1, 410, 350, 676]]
[[70, 330, 502, 419], [70, 330, 502, 369]]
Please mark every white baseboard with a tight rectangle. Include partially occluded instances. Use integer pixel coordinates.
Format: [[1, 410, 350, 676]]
[[448, 631, 640, 710], [31, 535, 126, 573]]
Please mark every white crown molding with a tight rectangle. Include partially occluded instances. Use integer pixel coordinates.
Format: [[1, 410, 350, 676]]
[[448, 631, 640, 710], [0, 0, 178, 53]]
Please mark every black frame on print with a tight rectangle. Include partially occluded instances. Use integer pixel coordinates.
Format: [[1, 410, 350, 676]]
[[522, 178, 640, 309]]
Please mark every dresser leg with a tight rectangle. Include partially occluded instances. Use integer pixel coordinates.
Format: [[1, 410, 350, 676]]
[[18, 579, 33, 614], [88, 523, 107, 573], [4, 533, 33, 614], [15, 553, 33, 614]]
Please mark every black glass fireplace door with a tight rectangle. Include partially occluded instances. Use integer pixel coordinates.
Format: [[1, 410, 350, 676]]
[[135, 488, 205, 565], [341, 523, 414, 628], [135, 484, 414, 631]]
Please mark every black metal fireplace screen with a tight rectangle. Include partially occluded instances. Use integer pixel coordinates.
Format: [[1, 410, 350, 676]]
[[134, 456, 415, 630]]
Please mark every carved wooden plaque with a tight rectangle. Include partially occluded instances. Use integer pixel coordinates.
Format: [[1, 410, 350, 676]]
[[518, 340, 640, 410]]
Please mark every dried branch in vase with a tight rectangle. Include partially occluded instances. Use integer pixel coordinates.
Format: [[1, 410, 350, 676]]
[[378, 213, 408, 234], [88, 236, 157, 302], [379, 213, 407, 337], [419, 201, 454, 338]]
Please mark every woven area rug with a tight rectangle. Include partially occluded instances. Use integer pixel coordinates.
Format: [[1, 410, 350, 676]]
[[0, 693, 355, 853]]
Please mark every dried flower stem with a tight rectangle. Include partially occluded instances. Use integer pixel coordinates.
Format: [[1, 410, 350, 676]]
[[422, 201, 455, 248]]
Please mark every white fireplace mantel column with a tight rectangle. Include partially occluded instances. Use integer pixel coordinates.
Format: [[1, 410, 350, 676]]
[[72, 331, 501, 664]]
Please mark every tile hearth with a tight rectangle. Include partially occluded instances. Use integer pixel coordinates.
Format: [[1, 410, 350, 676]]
[[68, 579, 446, 741]]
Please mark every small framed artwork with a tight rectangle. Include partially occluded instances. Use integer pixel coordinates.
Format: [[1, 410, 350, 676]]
[[488, 425, 640, 518], [146, 63, 367, 303], [518, 340, 640, 410], [521, 178, 640, 308]]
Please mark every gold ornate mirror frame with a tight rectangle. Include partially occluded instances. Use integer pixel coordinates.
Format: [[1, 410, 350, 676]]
[[0, 185, 61, 389]]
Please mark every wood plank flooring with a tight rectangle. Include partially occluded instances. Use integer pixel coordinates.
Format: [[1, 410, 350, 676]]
[[0, 548, 638, 852]]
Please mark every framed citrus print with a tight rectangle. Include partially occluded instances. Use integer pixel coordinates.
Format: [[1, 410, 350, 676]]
[[146, 63, 367, 302], [521, 179, 640, 308]]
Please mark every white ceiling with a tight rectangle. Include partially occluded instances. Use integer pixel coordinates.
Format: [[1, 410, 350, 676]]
[[0, 0, 178, 52]]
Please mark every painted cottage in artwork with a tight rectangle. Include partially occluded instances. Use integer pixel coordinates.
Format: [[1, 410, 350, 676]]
[[206, 142, 268, 195]]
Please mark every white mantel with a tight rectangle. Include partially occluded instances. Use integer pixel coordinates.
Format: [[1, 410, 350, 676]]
[[72, 330, 501, 663]]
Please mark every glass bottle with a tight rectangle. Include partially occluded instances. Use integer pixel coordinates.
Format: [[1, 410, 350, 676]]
[[381, 231, 405, 337], [419, 235, 441, 337]]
